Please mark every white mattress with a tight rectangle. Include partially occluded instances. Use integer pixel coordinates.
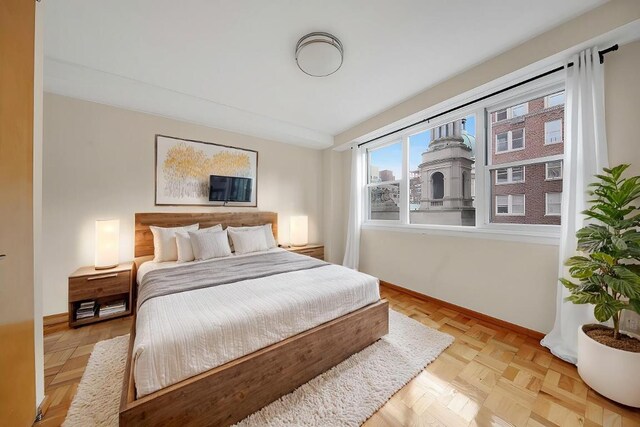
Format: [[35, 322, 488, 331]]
[[133, 250, 380, 397]]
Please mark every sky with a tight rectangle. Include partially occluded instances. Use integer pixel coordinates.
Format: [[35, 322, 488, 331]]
[[369, 115, 476, 180]]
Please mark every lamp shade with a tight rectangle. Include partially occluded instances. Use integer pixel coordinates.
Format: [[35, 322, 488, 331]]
[[290, 216, 308, 247], [95, 219, 119, 269]]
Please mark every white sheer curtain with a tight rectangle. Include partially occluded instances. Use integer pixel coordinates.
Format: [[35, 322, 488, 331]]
[[343, 146, 364, 269], [541, 47, 609, 363]]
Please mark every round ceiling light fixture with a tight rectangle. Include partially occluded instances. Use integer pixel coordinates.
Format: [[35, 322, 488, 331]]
[[295, 32, 344, 77]]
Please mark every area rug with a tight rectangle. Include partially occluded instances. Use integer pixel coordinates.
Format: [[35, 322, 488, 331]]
[[63, 310, 453, 427]]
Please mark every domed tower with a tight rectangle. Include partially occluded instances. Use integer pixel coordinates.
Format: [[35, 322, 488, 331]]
[[413, 118, 475, 226]]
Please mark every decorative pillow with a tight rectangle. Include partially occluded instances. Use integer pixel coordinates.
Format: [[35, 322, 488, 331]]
[[228, 227, 269, 255], [150, 223, 199, 262], [188, 229, 232, 261], [175, 224, 222, 262], [226, 224, 276, 251]]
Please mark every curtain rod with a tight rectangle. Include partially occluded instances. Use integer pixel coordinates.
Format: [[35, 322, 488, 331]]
[[356, 44, 618, 149]]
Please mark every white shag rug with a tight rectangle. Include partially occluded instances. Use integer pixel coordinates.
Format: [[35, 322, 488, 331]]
[[63, 310, 453, 427]]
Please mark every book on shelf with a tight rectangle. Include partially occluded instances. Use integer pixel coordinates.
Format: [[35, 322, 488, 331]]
[[76, 300, 97, 319], [99, 300, 127, 317]]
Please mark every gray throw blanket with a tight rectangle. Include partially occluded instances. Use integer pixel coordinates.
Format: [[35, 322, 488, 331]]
[[138, 251, 328, 309]]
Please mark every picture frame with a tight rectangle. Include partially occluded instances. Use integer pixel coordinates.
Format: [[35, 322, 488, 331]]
[[155, 134, 258, 207]]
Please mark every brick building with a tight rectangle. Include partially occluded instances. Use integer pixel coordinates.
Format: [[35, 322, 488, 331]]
[[489, 91, 565, 225]]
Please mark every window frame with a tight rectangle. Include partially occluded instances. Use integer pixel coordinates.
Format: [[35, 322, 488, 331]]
[[545, 91, 565, 108], [545, 192, 562, 216], [364, 138, 404, 224], [495, 166, 525, 185], [544, 119, 563, 145], [545, 161, 563, 180], [360, 74, 565, 244], [495, 129, 526, 154], [495, 194, 526, 216]]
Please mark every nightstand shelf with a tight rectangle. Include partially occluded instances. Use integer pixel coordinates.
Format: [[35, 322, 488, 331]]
[[284, 244, 324, 260], [68, 262, 134, 328]]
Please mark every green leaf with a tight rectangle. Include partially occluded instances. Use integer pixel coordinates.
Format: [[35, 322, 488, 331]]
[[565, 293, 599, 305], [590, 252, 616, 266], [593, 299, 624, 322], [559, 278, 579, 291]]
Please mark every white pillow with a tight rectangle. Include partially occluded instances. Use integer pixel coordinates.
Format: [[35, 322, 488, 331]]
[[150, 224, 199, 262], [175, 224, 222, 262], [228, 228, 269, 255], [188, 229, 232, 260], [227, 224, 277, 250]]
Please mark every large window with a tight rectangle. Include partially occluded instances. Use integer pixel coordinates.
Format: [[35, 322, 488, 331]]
[[364, 82, 565, 233]]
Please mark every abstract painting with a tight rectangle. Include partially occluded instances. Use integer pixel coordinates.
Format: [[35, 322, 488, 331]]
[[155, 135, 258, 206]]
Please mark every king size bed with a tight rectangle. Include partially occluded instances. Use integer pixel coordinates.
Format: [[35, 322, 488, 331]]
[[119, 212, 389, 426]]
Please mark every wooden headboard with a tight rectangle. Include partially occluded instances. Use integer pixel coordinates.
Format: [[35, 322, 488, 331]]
[[134, 212, 278, 258]]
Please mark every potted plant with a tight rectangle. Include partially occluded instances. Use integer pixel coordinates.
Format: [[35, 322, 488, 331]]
[[561, 164, 640, 407]]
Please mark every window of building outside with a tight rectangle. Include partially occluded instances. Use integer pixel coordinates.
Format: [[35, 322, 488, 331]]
[[546, 91, 565, 108], [364, 84, 565, 230], [546, 161, 563, 180], [496, 194, 525, 215], [545, 119, 563, 144], [496, 166, 525, 184], [546, 192, 562, 215]]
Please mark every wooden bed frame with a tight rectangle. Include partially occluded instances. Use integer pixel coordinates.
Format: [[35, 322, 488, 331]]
[[119, 212, 389, 426]]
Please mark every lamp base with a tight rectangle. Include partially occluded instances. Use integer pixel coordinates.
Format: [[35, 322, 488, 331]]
[[95, 264, 118, 270], [290, 243, 308, 248]]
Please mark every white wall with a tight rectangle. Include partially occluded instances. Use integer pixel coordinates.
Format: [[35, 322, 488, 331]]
[[42, 94, 324, 315]]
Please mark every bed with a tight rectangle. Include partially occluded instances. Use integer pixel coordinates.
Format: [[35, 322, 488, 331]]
[[119, 212, 389, 426]]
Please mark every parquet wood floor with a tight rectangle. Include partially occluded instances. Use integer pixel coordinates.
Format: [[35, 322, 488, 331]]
[[36, 285, 640, 427]]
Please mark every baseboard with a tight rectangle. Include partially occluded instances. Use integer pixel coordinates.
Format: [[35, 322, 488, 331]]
[[380, 281, 545, 341], [43, 312, 68, 335]]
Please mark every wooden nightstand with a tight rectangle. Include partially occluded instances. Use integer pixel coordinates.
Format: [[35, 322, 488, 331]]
[[68, 262, 134, 328], [285, 244, 324, 260]]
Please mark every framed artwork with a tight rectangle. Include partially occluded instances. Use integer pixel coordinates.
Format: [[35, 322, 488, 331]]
[[155, 135, 258, 207]]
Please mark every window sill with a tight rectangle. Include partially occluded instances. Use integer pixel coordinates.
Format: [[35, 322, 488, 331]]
[[495, 147, 525, 155], [361, 222, 560, 245]]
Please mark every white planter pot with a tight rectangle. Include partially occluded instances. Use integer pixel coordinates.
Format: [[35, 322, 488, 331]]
[[577, 325, 640, 408]]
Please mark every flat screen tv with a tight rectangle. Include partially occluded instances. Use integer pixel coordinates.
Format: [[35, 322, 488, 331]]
[[209, 175, 252, 203]]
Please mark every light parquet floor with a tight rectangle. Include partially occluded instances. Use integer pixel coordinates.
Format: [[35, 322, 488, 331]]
[[36, 285, 640, 427]]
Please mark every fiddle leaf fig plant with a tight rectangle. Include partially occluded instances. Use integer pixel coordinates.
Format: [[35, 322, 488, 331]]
[[561, 164, 640, 339]]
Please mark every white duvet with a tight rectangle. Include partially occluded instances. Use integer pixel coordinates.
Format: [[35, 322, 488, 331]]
[[133, 249, 380, 397]]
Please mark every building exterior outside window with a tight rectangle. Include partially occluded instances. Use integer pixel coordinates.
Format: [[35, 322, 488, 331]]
[[490, 92, 564, 225]]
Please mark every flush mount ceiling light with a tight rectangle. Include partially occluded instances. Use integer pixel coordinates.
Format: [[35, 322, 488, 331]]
[[295, 32, 344, 77]]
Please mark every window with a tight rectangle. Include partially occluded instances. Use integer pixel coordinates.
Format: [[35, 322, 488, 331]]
[[511, 129, 524, 149], [511, 103, 528, 117], [366, 141, 401, 220], [493, 103, 528, 121], [495, 194, 525, 215], [496, 132, 508, 152], [495, 129, 525, 153], [546, 192, 562, 215], [495, 166, 525, 184], [363, 80, 564, 233], [546, 161, 562, 180], [545, 120, 562, 144], [407, 115, 476, 224], [546, 91, 565, 108], [431, 172, 444, 199]]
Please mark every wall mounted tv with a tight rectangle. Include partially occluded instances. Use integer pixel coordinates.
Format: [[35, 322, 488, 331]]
[[209, 175, 253, 203]]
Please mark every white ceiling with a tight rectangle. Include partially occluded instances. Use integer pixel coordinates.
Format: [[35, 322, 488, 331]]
[[44, 0, 607, 149]]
